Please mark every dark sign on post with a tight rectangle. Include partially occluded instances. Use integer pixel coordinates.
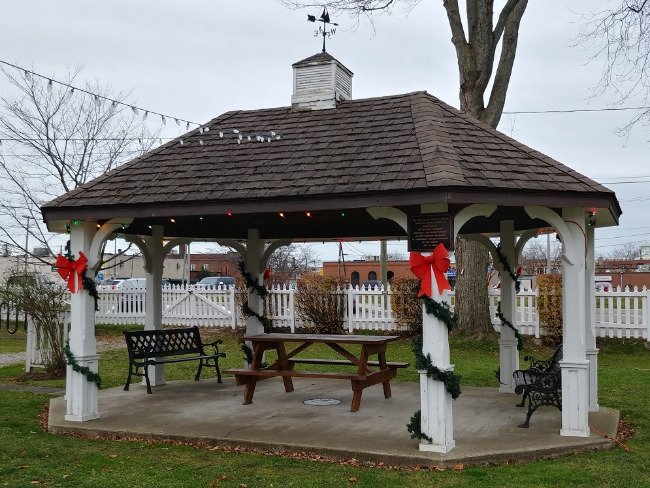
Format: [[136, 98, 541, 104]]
[[407, 213, 454, 252]]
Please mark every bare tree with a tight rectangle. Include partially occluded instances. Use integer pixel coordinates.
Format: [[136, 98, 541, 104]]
[[0, 67, 157, 265], [279, 0, 530, 335], [266, 244, 320, 282], [607, 241, 641, 260], [578, 1, 650, 127]]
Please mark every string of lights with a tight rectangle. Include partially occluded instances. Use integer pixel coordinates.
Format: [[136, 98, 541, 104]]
[[0, 59, 282, 145], [0, 58, 199, 129]]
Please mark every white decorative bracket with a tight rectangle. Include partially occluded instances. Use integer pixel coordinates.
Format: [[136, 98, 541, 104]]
[[88, 218, 134, 270], [261, 239, 293, 272], [515, 229, 540, 262], [367, 206, 408, 233], [524, 206, 577, 265], [453, 204, 497, 240]]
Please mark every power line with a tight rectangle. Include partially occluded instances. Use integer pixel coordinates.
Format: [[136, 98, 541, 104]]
[[503, 106, 650, 115], [0, 58, 199, 129]]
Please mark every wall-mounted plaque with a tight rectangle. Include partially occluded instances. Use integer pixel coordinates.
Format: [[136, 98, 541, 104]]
[[407, 213, 454, 252]]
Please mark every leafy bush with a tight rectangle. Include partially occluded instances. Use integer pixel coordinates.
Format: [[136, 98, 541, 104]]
[[295, 274, 347, 334], [537, 274, 562, 345], [390, 277, 422, 333]]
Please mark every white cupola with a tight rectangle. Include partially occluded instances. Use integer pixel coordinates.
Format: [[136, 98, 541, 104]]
[[291, 52, 353, 110]]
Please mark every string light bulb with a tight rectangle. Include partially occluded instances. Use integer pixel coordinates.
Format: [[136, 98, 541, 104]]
[[170, 218, 176, 223], [226, 211, 233, 217], [279, 212, 285, 218], [306, 212, 312, 217]]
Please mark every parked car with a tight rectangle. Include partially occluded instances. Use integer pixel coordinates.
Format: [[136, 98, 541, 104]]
[[196, 276, 235, 288], [97, 278, 126, 290], [361, 280, 383, 290]]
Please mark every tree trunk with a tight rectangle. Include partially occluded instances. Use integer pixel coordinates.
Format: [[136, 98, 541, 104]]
[[454, 239, 492, 336]]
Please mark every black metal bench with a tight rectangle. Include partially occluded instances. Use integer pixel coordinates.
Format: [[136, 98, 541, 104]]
[[513, 345, 562, 428], [123, 326, 225, 394]]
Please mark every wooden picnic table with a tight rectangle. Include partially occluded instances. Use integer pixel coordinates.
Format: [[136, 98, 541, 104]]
[[226, 333, 408, 412]]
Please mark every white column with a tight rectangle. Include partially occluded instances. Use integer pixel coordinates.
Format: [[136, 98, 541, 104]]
[[245, 229, 264, 336], [498, 220, 519, 393], [560, 208, 590, 437], [585, 223, 599, 411], [419, 269, 455, 453], [65, 221, 100, 422], [143, 226, 165, 386]]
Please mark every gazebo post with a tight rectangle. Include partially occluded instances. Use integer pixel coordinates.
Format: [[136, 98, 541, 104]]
[[65, 221, 100, 421], [560, 207, 590, 437], [418, 271, 455, 453], [498, 220, 519, 393], [143, 225, 166, 387], [585, 223, 599, 411], [246, 229, 264, 336]]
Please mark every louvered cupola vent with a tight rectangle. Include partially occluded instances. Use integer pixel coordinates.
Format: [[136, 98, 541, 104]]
[[291, 52, 353, 110]]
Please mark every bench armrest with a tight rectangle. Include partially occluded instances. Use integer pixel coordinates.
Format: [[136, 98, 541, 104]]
[[206, 339, 223, 354]]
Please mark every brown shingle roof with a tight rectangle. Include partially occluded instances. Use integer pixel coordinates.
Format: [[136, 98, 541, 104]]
[[41, 91, 619, 220]]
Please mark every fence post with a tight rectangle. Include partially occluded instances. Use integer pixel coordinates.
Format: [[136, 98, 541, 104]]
[[229, 285, 237, 329], [644, 287, 650, 347], [347, 286, 354, 334], [288, 286, 296, 333]]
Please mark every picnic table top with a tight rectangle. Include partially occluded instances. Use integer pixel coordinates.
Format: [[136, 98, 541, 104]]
[[243, 333, 400, 344]]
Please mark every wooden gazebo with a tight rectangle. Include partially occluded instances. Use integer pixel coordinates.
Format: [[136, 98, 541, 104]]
[[41, 52, 620, 452]]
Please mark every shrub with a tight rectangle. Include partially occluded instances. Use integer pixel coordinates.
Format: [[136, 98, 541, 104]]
[[295, 274, 347, 334], [12, 276, 69, 376], [390, 277, 422, 333], [537, 274, 562, 345]]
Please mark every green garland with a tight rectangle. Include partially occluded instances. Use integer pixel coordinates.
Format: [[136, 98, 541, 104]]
[[238, 259, 268, 299], [421, 295, 456, 331], [496, 301, 524, 351], [412, 337, 461, 399], [241, 343, 254, 364], [407, 289, 462, 444], [406, 410, 432, 443], [238, 259, 272, 333], [495, 244, 521, 293], [63, 340, 102, 388]]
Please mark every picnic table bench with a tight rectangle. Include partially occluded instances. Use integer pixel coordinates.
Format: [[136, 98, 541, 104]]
[[513, 345, 563, 428], [123, 326, 226, 394], [226, 333, 408, 412]]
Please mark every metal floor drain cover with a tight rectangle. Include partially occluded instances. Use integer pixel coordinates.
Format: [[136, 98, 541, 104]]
[[303, 398, 342, 406]]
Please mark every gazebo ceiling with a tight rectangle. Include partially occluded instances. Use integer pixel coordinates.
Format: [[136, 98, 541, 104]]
[[41, 90, 621, 238]]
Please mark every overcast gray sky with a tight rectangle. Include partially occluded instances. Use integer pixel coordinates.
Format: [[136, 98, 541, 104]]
[[1, 0, 648, 262]]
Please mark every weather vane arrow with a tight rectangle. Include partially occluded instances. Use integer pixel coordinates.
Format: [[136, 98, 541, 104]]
[[307, 7, 338, 53]]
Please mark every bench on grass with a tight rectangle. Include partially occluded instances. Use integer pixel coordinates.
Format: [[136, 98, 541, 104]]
[[513, 345, 562, 428], [123, 326, 226, 394], [226, 333, 407, 412]]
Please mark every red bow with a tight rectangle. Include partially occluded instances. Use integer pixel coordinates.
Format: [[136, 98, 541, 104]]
[[409, 243, 451, 298], [55, 252, 88, 293]]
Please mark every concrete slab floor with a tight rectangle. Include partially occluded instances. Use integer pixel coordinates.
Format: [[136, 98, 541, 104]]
[[48, 378, 619, 467]]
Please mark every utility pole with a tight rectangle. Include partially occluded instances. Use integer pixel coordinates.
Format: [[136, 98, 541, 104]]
[[22, 215, 30, 273], [380, 240, 388, 287], [546, 233, 551, 274]]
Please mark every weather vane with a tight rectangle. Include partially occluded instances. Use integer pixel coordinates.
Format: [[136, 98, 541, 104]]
[[307, 7, 338, 53]]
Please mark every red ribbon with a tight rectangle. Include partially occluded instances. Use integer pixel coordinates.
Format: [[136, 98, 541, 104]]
[[55, 251, 88, 293], [409, 243, 452, 298]]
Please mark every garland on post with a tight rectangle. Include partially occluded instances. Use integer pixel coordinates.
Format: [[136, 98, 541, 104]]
[[63, 340, 102, 388], [407, 289, 462, 444], [241, 343, 254, 364], [495, 243, 521, 293], [237, 259, 272, 333], [496, 301, 524, 350]]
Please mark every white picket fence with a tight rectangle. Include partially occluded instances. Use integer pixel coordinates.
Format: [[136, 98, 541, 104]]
[[92, 284, 650, 341], [25, 312, 70, 372]]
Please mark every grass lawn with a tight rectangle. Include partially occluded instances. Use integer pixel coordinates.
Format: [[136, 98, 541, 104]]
[[0, 327, 648, 487]]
